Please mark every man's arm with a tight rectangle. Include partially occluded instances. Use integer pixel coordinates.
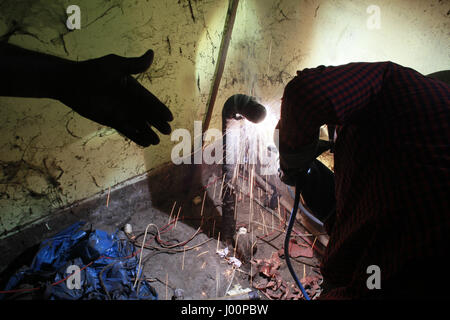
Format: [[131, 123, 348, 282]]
[[0, 42, 74, 99], [0, 42, 173, 147], [276, 62, 391, 183]]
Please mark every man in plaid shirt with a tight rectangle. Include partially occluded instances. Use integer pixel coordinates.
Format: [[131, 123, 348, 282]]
[[276, 62, 450, 299]]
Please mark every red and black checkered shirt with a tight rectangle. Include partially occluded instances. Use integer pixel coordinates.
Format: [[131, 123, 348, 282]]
[[277, 62, 450, 299]]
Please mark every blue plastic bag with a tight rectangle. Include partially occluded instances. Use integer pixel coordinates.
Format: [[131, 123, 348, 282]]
[[1, 221, 157, 300]]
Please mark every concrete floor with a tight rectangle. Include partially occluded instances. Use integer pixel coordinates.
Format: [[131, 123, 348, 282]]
[[0, 162, 325, 300]]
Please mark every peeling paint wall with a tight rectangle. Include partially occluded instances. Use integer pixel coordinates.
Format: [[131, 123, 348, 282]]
[[0, 0, 449, 238], [0, 0, 228, 238], [207, 0, 450, 131]]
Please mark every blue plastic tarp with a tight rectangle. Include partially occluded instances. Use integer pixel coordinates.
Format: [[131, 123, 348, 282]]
[[1, 221, 157, 300]]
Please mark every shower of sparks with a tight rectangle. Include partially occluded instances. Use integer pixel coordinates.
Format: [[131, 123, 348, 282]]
[[174, 206, 182, 229], [197, 250, 209, 257], [216, 267, 220, 297], [312, 236, 318, 251], [277, 196, 282, 222], [261, 209, 268, 235], [272, 207, 274, 231], [251, 233, 256, 287], [233, 232, 240, 258], [217, 232, 221, 252], [200, 190, 206, 216], [213, 180, 217, 200], [106, 187, 111, 207], [169, 201, 177, 224], [234, 195, 238, 220], [165, 273, 168, 300], [227, 107, 279, 184], [182, 246, 186, 271], [219, 173, 226, 200], [267, 38, 273, 76], [249, 165, 255, 230]]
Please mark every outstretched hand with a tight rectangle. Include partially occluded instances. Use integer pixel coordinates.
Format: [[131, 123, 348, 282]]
[[58, 50, 173, 147]]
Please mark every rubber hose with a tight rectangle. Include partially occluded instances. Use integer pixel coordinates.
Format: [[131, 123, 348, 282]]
[[287, 185, 324, 227], [284, 182, 311, 300]]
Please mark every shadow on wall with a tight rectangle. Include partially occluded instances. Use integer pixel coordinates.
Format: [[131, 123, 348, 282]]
[[144, 0, 320, 233], [142, 0, 227, 234], [0, 0, 224, 238], [145, 151, 223, 242]]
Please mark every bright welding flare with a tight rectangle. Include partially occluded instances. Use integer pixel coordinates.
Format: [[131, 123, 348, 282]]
[[230, 105, 279, 177]]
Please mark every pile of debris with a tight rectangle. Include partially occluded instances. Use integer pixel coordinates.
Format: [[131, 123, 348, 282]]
[[252, 251, 322, 300]]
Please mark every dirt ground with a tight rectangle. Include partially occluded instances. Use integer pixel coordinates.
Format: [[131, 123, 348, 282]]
[[0, 161, 327, 300], [113, 162, 325, 300]]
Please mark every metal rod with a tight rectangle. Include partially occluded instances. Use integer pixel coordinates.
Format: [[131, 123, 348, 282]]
[[203, 0, 240, 133]]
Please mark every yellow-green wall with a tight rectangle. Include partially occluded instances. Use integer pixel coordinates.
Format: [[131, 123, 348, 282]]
[[1, 0, 449, 238]]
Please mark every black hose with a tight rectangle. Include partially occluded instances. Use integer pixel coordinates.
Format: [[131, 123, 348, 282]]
[[284, 181, 311, 300]]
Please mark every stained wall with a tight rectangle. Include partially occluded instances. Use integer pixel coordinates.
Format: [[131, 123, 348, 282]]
[[0, 0, 448, 238]]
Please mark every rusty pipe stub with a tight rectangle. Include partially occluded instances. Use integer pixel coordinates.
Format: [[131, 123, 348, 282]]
[[221, 94, 267, 244]]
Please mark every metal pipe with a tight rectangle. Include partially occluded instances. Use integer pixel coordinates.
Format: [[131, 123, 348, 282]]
[[221, 94, 266, 243], [203, 0, 240, 134]]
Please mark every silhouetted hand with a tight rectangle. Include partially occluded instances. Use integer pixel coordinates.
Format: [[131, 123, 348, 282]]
[[58, 50, 173, 147]]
